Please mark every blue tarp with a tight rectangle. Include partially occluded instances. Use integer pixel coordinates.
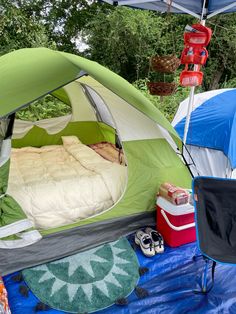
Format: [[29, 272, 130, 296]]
[[102, 0, 236, 19], [175, 89, 236, 169], [4, 238, 236, 314]]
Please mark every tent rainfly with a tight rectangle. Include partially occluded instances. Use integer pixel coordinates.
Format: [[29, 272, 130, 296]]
[[0, 48, 191, 275], [172, 88, 236, 178]]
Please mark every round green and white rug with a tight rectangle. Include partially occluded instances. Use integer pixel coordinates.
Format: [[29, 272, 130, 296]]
[[23, 238, 140, 313]]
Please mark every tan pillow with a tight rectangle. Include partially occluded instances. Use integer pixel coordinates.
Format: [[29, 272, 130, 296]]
[[61, 136, 81, 146]]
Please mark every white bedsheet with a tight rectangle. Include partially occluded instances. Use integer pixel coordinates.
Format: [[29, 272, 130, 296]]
[[7, 136, 127, 229]]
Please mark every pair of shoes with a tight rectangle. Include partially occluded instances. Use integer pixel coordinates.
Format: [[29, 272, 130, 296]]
[[135, 227, 164, 257], [146, 227, 164, 254]]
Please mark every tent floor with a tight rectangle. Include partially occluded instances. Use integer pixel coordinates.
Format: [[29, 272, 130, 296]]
[[3, 238, 236, 314]]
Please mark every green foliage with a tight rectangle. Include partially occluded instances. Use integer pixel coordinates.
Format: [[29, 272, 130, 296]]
[[148, 72, 176, 83], [15, 95, 71, 121], [83, 6, 236, 91], [0, 0, 55, 55], [133, 78, 195, 122], [27, 0, 91, 53], [220, 77, 236, 88], [82, 7, 193, 82], [1, 1, 236, 123], [15, 0, 110, 53], [203, 14, 236, 90], [0, 1, 65, 121]]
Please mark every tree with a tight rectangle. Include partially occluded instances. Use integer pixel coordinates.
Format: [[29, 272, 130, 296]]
[[82, 7, 195, 82], [204, 14, 236, 90], [1, 0, 236, 92], [0, 0, 55, 55], [83, 6, 236, 90], [12, 0, 111, 53]]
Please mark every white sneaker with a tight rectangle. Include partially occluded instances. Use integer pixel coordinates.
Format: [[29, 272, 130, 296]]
[[135, 230, 155, 257], [145, 227, 164, 254]]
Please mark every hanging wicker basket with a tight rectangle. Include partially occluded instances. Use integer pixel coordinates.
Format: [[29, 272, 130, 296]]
[[150, 55, 180, 73], [147, 81, 178, 96]]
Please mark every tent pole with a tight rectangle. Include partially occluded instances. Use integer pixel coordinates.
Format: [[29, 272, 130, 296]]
[[208, 2, 236, 19], [182, 19, 206, 146]]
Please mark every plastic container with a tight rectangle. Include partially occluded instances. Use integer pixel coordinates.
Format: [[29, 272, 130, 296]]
[[181, 47, 195, 64], [184, 24, 212, 47], [194, 48, 208, 65], [181, 47, 208, 65], [156, 197, 196, 247], [184, 32, 208, 46], [180, 70, 203, 87]]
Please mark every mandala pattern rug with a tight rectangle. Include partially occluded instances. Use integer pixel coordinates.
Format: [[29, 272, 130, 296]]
[[22, 238, 140, 313]]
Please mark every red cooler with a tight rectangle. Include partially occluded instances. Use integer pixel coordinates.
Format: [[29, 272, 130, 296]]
[[156, 197, 196, 247]]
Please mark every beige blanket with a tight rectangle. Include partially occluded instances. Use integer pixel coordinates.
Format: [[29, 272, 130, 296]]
[[7, 136, 126, 229]]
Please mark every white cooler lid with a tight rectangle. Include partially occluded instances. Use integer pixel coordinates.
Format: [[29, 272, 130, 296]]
[[156, 196, 194, 216]]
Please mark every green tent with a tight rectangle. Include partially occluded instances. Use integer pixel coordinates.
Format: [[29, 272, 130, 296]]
[[0, 48, 191, 275]]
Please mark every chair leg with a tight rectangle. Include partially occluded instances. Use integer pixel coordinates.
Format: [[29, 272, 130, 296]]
[[201, 258, 209, 293], [194, 257, 216, 294]]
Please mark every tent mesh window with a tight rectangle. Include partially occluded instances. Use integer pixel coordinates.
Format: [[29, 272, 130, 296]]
[[15, 95, 72, 121], [82, 84, 116, 129]]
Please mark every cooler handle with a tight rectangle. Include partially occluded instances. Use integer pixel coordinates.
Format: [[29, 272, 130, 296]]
[[161, 210, 195, 231]]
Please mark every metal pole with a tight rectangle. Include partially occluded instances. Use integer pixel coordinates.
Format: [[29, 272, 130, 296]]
[[183, 86, 195, 145], [202, 258, 209, 293]]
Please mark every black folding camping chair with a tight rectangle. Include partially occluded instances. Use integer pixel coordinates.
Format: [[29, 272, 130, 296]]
[[193, 176, 236, 293]]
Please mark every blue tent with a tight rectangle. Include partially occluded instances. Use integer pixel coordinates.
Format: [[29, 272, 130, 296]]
[[102, 0, 236, 20], [172, 89, 236, 178]]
